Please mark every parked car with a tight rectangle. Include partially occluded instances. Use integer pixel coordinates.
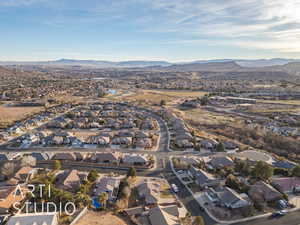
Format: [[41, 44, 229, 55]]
[[171, 183, 179, 193], [270, 210, 287, 219], [278, 199, 289, 209]]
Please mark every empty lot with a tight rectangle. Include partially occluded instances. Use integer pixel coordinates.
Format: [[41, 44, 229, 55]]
[[0, 105, 44, 128]]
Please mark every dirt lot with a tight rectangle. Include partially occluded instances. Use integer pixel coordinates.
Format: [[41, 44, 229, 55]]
[[0, 105, 44, 128], [123, 89, 208, 106], [179, 108, 239, 126], [123, 91, 174, 105], [75, 211, 129, 225], [144, 89, 208, 98]]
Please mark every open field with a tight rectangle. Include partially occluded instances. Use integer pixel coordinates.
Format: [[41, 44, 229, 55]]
[[0, 105, 44, 128], [179, 108, 238, 126], [257, 99, 300, 106], [143, 89, 208, 98], [123, 91, 175, 105], [75, 211, 129, 225], [123, 89, 208, 106], [247, 106, 300, 113]]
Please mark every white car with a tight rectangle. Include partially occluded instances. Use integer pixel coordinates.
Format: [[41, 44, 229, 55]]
[[171, 183, 179, 193]]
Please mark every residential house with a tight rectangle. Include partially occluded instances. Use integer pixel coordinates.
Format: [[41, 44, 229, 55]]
[[141, 119, 156, 130], [86, 135, 110, 145], [8, 126, 23, 135], [93, 177, 120, 201], [51, 135, 65, 145], [10, 167, 37, 184], [121, 121, 135, 129], [248, 181, 283, 202], [188, 167, 220, 188], [52, 153, 76, 161], [223, 141, 239, 151], [137, 181, 160, 205], [209, 156, 234, 169], [135, 138, 153, 149], [272, 177, 300, 194], [92, 152, 121, 164], [31, 152, 51, 161], [0, 154, 8, 161], [175, 139, 194, 148], [117, 131, 135, 138], [73, 152, 85, 161], [89, 122, 101, 129], [206, 187, 250, 209], [272, 160, 297, 170], [6, 212, 58, 225], [179, 156, 202, 166], [0, 186, 27, 214], [0, 132, 8, 142], [111, 137, 132, 145], [200, 139, 218, 150], [135, 131, 149, 139], [56, 170, 81, 191], [149, 205, 186, 225], [123, 154, 148, 166]]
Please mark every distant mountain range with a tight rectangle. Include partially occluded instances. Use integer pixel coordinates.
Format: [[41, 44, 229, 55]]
[[1, 58, 300, 68], [0, 58, 172, 68], [156, 61, 243, 72]]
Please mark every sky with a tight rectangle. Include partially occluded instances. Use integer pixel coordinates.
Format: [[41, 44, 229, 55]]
[[1, 0, 300, 62]]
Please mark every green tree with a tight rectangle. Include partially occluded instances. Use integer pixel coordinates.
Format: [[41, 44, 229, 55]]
[[292, 166, 300, 177], [87, 169, 99, 183], [78, 184, 89, 194], [53, 160, 61, 171], [118, 179, 130, 199], [160, 99, 166, 106], [61, 191, 73, 204], [252, 161, 273, 181], [225, 174, 240, 191], [200, 95, 209, 106], [234, 160, 251, 176], [98, 192, 109, 209], [194, 216, 205, 225], [127, 167, 136, 178], [75, 192, 92, 208], [216, 142, 225, 152]]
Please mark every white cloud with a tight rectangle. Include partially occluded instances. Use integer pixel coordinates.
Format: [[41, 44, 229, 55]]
[[2, 0, 300, 55], [0, 0, 47, 6], [138, 0, 300, 53]]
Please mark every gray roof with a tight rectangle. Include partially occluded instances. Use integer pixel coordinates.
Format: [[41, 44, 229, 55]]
[[0, 154, 8, 161], [149, 206, 180, 225], [190, 167, 216, 184], [7, 213, 57, 225], [209, 156, 234, 169], [123, 154, 148, 164], [216, 187, 244, 206]]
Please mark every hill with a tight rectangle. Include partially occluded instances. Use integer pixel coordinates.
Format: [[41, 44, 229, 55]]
[[0, 65, 15, 75], [154, 61, 243, 72], [0, 59, 171, 68]]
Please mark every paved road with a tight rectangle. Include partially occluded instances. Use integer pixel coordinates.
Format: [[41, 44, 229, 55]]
[[234, 211, 300, 225], [163, 160, 218, 225]]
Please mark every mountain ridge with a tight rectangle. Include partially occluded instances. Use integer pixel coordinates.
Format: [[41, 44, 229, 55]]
[[1, 58, 300, 68]]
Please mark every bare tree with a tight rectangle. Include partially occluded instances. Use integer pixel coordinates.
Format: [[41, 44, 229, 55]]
[[1, 162, 16, 178], [20, 155, 36, 167]]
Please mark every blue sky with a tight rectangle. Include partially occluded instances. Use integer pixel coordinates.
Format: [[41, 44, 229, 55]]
[[1, 0, 300, 61]]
